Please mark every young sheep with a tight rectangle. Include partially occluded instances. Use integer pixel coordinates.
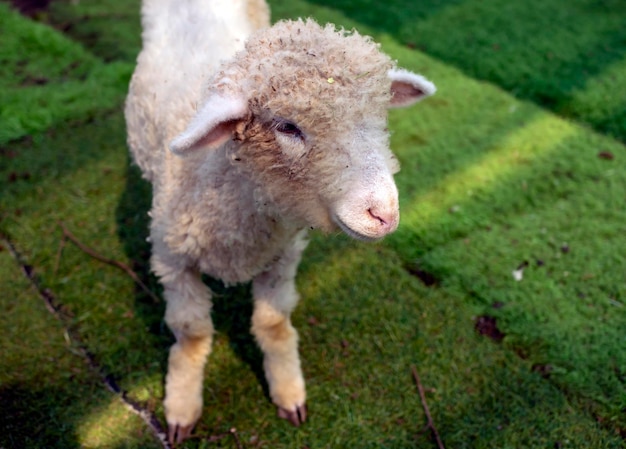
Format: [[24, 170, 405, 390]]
[[125, 0, 435, 443]]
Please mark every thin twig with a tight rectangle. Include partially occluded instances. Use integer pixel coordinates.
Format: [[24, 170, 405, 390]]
[[189, 427, 244, 448], [229, 427, 244, 449], [411, 365, 445, 449], [1, 232, 172, 449], [57, 221, 160, 303], [54, 232, 66, 275]]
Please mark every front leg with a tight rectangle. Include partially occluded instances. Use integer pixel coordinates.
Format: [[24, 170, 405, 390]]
[[154, 256, 214, 444], [251, 232, 309, 426]]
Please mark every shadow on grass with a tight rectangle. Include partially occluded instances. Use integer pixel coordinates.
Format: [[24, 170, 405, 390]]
[[0, 384, 81, 449], [0, 381, 155, 449], [306, 0, 626, 142], [0, 379, 165, 449], [45, 0, 142, 63]]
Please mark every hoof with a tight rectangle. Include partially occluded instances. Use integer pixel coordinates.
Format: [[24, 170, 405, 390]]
[[168, 423, 195, 446], [277, 404, 307, 427]]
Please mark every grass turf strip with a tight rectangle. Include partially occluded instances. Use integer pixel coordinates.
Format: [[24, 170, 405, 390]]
[[303, 0, 626, 143], [1, 0, 625, 447]]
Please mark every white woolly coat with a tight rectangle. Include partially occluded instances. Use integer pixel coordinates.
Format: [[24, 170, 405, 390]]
[[125, 0, 434, 285]]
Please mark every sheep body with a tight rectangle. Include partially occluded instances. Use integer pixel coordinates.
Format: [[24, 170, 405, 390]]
[[128, 0, 287, 284], [125, 0, 434, 443]]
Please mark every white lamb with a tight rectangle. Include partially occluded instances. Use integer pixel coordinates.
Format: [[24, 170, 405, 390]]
[[125, 0, 435, 443]]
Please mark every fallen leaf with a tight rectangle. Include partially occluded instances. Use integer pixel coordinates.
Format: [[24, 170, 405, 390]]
[[405, 263, 439, 287], [598, 151, 614, 160], [532, 363, 553, 378], [475, 315, 505, 342]]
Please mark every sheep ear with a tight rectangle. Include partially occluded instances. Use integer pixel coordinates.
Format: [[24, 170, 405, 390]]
[[388, 68, 436, 108], [169, 95, 248, 154]]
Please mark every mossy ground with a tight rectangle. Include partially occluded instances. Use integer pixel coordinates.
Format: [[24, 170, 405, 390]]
[[1, 0, 624, 448]]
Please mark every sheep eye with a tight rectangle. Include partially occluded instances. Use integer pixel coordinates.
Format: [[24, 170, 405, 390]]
[[275, 120, 304, 141]]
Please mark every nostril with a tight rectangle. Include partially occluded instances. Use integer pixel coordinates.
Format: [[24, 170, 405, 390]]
[[368, 208, 387, 225]]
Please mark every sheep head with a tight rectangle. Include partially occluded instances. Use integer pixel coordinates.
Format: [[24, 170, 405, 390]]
[[170, 19, 435, 241]]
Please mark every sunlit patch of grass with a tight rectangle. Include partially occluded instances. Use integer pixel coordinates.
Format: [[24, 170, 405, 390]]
[[400, 113, 577, 232], [77, 397, 159, 448]]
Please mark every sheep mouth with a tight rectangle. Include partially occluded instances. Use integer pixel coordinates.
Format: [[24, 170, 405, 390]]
[[333, 215, 382, 242]]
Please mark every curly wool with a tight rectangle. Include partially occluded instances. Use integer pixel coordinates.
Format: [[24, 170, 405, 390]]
[[209, 19, 394, 131], [192, 20, 399, 232]]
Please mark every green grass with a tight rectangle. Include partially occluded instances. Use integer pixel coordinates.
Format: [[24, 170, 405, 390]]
[[305, 0, 626, 142], [1, 0, 625, 448], [0, 3, 132, 145]]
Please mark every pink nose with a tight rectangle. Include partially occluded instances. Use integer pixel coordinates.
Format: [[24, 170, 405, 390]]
[[368, 207, 399, 234]]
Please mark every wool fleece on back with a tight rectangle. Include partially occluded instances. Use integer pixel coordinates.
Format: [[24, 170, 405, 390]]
[[125, 0, 436, 443]]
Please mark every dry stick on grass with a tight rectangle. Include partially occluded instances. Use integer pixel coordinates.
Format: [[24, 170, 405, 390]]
[[53, 232, 66, 275], [191, 427, 244, 448], [57, 221, 160, 304], [411, 365, 446, 449]]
